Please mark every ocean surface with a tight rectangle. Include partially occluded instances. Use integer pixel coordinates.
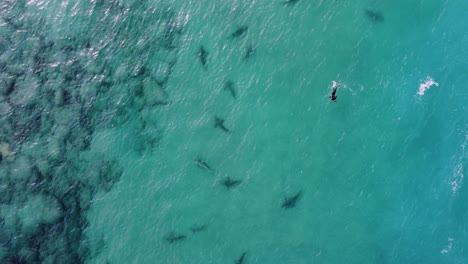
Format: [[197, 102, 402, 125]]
[[0, 0, 467, 263]]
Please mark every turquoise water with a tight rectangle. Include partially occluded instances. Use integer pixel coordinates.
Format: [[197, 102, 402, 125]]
[[0, 0, 467, 263]]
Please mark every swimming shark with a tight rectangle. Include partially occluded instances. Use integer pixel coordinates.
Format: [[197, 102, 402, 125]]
[[198, 46, 208, 69], [235, 252, 247, 264], [163, 232, 187, 244], [220, 177, 242, 189], [365, 9, 384, 23], [283, 0, 301, 5], [194, 159, 213, 173], [214, 117, 231, 133], [282, 191, 302, 209], [244, 44, 255, 60], [224, 80, 237, 99], [229, 26, 248, 39], [190, 224, 208, 233]]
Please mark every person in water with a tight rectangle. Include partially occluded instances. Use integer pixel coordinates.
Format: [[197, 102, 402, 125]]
[[330, 80, 339, 102]]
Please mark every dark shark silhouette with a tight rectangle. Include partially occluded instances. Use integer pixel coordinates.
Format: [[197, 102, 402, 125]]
[[198, 46, 208, 69], [163, 232, 187, 244], [220, 177, 242, 189], [224, 80, 237, 99], [194, 159, 213, 173], [190, 224, 207, 233], [229, 26, 248, 39], [283, 0, 301, 5], [282, 191, 302, 209], [235, 252, 247, 264], [365, 9, 384, 23], [214, 117, 231, 133], [244, 44, 255, 60]]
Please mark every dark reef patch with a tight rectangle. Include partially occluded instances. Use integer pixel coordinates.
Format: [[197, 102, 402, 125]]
[[0, 0, 183, 262]]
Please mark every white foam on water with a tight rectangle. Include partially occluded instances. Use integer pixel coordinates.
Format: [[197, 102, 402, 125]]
[[417, 76, 439, 96], [450, 131, 467, 194], [440, 237, 454, 254], [331, 80, 338, 89]]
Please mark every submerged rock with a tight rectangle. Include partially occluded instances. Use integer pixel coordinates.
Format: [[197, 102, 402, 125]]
[[18, 194, 63, 232], [0, 142, 15, 161], [9, 155, 33, 181], [142, 78, 170, 106], [0, 0, 180, 262], [8, 75, 39, 107], [0, 102, 12, 118], [0, 204, 20, 232], [80, 158, 123, 193], [150, 62, 172, 86]]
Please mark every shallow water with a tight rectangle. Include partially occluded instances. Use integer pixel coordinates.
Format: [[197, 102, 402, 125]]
[[0, 0, 467, 263]]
